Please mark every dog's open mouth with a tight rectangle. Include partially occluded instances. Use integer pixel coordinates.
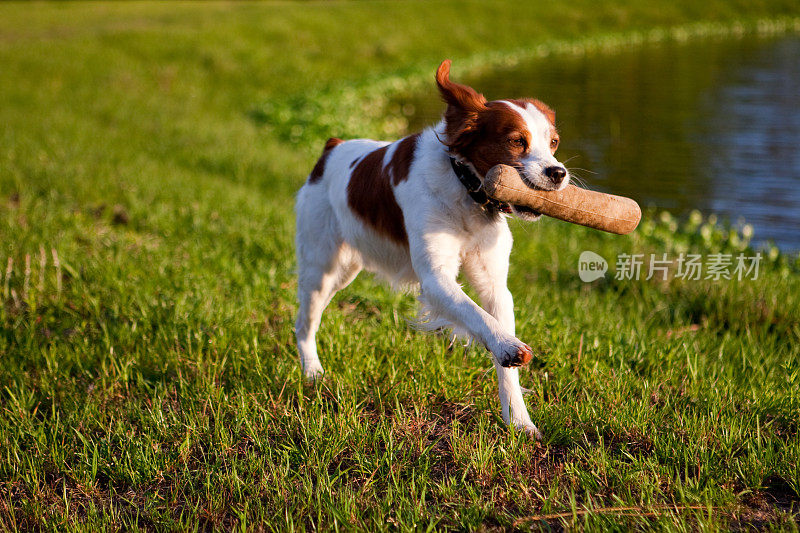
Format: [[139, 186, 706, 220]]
[[507, 169, 544, 219], [510, 204, 542, 220], [512, 204, 540, 216]]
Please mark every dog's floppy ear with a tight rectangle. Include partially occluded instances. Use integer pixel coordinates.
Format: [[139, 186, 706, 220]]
[[436, 60, 486, 152], [436, 60, 486, 112]]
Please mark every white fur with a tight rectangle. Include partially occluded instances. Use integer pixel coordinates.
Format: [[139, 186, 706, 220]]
[[295, 107, 561, 438]]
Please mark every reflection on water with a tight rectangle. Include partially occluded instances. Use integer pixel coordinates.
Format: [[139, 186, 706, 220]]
[[398, 36, 800, 250]]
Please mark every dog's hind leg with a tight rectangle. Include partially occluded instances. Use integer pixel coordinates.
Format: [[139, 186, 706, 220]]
[[295, 247, 360, 380], [295, 188, 361, 380]]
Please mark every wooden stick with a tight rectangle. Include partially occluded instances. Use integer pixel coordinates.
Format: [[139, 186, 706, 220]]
[[483, 165, 641, 235]]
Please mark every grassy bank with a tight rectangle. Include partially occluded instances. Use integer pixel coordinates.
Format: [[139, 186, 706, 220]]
[[1, 1, 799, 530]]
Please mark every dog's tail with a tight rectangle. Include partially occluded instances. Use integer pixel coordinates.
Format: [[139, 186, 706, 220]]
[[307, 137, 344, 184]]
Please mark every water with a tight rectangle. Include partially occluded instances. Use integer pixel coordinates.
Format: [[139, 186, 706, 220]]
[[398, 35, 800, 250]]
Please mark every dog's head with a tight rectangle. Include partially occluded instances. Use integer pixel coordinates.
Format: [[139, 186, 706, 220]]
[[436, 60, 569, 218]]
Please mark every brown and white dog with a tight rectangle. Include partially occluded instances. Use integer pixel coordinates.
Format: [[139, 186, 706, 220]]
[[295, 60, 569, 437]]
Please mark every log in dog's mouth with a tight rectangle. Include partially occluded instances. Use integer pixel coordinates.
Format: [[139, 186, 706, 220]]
[[508, 167, 544, 220]]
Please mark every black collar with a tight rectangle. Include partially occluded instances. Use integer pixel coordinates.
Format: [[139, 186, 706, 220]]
[[449, 157, 512, 214]]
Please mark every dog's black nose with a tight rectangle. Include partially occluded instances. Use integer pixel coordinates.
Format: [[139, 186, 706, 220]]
[[545, 166, 567, 185]]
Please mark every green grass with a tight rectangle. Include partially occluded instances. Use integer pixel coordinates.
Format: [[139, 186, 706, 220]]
[[1, 1, 799, 530]]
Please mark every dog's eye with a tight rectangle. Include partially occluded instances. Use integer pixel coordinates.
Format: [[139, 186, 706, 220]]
[[550, 138, 559, 150], [510, 137, 526, 149]]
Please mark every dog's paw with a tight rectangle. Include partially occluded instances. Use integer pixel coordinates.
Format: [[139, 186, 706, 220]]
[[302, 363, 325, 381], [514, 421, 543, 441], [495, 337, 534, 367]]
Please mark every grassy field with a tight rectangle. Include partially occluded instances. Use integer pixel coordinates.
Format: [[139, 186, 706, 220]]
[[1, 1, 799, 530]]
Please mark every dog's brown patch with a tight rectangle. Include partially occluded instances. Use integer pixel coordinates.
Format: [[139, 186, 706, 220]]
[[347, 145, 408, 246], [508, 98, 556, 127], [324, 137, 345, 151], [436, 60, 488, 156], [308, 137, 344, 184], [457, 101, 532, 176], [387, 133, 420, 184]]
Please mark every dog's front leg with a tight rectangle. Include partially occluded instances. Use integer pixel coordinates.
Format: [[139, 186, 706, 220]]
[[462, 234, 541, 439], [410, 231, 533, 369]]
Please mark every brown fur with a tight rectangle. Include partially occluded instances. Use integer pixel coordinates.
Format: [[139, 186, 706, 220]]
[[308, 137, 344, 184], [387, 133, 420, 184], [347, 145, 408, 246], [463, 101, 533, 176], [435, 60, 488, 156]]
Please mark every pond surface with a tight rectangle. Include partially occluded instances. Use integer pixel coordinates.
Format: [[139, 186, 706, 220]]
[[398, 35, 800, 250]]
